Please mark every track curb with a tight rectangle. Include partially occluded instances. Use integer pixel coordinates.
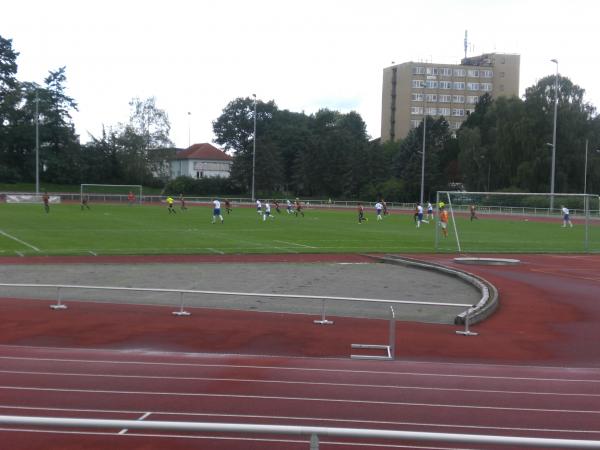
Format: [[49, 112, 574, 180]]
[[364, 254, 499, 326]]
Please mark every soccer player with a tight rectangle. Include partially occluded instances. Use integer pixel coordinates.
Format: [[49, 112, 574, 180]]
[[179, 194, 187, 211], [42, 191, 50, 213], [225, 199, 232, 214], [357, 203, 367, 223], [256, 199, 262, 215], [127, 191, 135, 206], [166, 196, 176, 214], [374, 201, 383, 221], [273, 199, 281, 214], [440, 206, 449, 238], [427, 202, 433, 220], [382, 199, 389, 216], [294, 199, 304, 217], [263, 201, 273, 221], [286, 199, 293, 214], [561, 205, 573, 228], [470, 204, 478, 221], [212, 199, 224, 224], [416, 202, 424, 228], [81, 195, 90, 210]]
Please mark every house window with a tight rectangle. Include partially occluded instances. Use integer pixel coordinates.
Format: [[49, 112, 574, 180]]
[[467, 69, 479, 78], [412, 66, 426, 75], [425, 80, 438, 89], [466, 82, 480, 91], [412, 79, 425, 88], [453, 68, 466, 77], [481, 83, 493, 92], [412, 93, 424, 101], [453, 82, 465, 90], [411, 106, 424, 115], [452, 95, 465, 103], [439, 95, 452, 103], [439, 81, 452, 89], [425, 93, 437, 102], [466, 95, 479, 104]]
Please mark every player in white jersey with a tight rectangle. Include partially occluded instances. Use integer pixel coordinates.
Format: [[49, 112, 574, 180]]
[[286, 199, 292, 214], [374, 202, 383, 221], [212, 199, 224, 224], [256, 199, 262, 215], [561, 205, 573, 228], [427, 202, 433, 220], [263, 201, 273, 221], [416, 203, 424, 228]]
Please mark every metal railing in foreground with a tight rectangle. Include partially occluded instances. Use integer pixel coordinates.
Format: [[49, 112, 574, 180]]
[[0, 415, 598, 449], [0, 282, 479, 361]]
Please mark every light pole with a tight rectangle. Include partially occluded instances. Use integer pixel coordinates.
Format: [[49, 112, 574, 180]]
[[35, 90, 40, 195], [420, 89, 426, 204], [549, 58, 559, 210], [251, 94, 257, 202], [187, 112, 191, 148]]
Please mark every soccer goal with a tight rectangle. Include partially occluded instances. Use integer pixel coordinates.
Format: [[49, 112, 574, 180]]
[[80, 184, 143, 205], [434, 191, 600, 254]]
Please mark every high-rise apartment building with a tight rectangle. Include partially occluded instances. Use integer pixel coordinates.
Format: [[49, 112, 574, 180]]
[[381, 53, 520, 141]]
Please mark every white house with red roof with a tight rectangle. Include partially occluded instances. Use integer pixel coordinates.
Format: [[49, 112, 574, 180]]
[[169, 143, 233, 179]]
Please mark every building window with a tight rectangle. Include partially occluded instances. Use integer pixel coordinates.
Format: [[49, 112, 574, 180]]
[[438, 107, 451, 116], [411, 106, 424, 115], [452, 109, 465, 117], [425, 80, 438, 89], [500, 71, 505, 78], [426, 67, 441, 75], [466, 95, 479, 104], [426, 107, 437, 115], [452, 121, 462, 130], [412, 93, 424, 101], [412, 66, 426, 75], [441, 67, 453, 76], [467, 69, 479, 78], [439, 81, 452, 89], [453, 81, 465, 90], [425, 93, 437, 102], [466, 82, 480, 91], [481, 83, 492, 92], [481, 70, 493, 78], [412, 79, 425, 88], [453, 68, 466, 77], [466, 108, 475, 115], [452, 95, 465, 103], [411, 120, 421, 128], [439, 95, 452, 103]]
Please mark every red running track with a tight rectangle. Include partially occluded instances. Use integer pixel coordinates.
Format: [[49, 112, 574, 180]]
[[1, 253, 600, 449]]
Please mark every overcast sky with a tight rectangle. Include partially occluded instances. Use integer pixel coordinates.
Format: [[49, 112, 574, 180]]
[[2, 0, 599, 148]]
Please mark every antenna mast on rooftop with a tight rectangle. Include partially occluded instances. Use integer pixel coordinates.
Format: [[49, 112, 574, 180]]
[[464, 30, 469, 59]]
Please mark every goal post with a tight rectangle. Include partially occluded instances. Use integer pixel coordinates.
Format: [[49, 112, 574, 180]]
[[80, 184, 143, 205], [434, 191, 599, 254]]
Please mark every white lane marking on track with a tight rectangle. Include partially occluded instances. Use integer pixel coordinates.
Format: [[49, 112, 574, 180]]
[[0, 369, 597, 397], [206, 248, 225, 255], [118, 411, 150, 435], [1, 385, 599, 415], [273, 240, 317, 249], [1, 404, 598, 436], [1, 355, 599, 384], [0, 229, 40, 252]]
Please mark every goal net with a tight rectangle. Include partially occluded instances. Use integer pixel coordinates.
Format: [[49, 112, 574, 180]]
[[80, 184, 143, 205], [434, 191, 600, 254]]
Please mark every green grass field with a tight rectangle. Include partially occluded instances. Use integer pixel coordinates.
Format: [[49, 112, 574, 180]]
[[0, 202, 598, 256]]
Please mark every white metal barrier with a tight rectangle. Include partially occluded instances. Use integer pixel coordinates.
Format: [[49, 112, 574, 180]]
[[0, 282, 478, 361], [0, 415, 598, 448]]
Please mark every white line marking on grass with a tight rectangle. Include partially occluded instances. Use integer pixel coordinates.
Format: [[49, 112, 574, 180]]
[[0, 229, 40, 252], [118, 411, 151, 435], [274, 240, 317, 249], [206, 248, 225, 255], [15, 251, 23, 257], [88, 251, 97, 256]]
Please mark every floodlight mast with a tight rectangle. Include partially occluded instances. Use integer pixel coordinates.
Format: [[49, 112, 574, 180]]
[[549, 58, 558, 210]]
